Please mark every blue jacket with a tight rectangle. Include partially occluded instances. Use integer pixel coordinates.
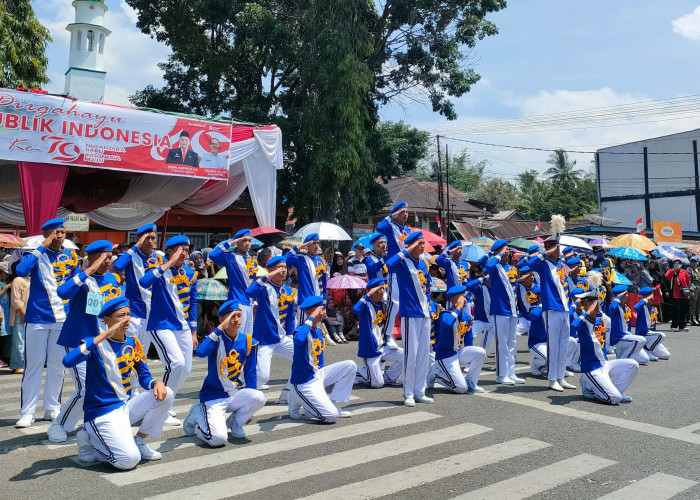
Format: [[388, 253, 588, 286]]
[[113, 246, 164, 319], [385, 250, 430, 318], [466, 278, 491, 322], [209, 241, 258, 304], [56, 272, 122, 348], [246, 277, 296, 345], [376, 216, 410, 258], [435, 253, 470, 290], [434, 309, 473, 360], [363, 254, 388, 281], [140, 264, 197, 331], [290, 320, 325, 385], [568, 304, 580, 338], [634, 300, 658, 336], [608, 298, 630, 346], [285, 248, 327, 304], [483, 257, 517, 317], [195, 329, 259, 403], [527, 306, 547, 349], [63, 335, 155, 422], [17, 246, 79, 323], [573, 314, 607, 373], [516, 282, 536, 322], [353, 294, 387, 359], [527, 254, 569, 312]]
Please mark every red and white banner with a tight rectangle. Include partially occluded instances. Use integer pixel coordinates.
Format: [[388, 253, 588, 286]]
[[0, 89, 231, 180]]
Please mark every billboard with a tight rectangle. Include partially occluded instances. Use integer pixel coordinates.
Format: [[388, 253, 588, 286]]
[[653, 221, 682, 243]]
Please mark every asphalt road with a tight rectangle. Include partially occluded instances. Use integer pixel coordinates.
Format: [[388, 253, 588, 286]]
[[1, 323, 699, 499]]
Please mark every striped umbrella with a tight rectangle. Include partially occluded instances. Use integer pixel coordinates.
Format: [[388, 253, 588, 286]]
[[472, 237, 494, 250], [657, 245, 689, 264], [608, 246, 647, 261], [196, 278, 229, 300]]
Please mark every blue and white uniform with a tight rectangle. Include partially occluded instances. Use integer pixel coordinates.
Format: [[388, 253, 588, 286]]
[[52, 271, 121, 433], [285, 248, 327, 322], [17, 244, 79, 419], [140, 264, 197, 396], [528, 253, 571, 382], [363, 253, 388, 282], [467, 277, 494, 351], [634, 299, 670, 359], [189, 329, 266, 446], [353, 294, 403, 387], [435, 252, 470, 289], [431, 309, 485, 393], [288, 319, 356, 423], [483, 256, 519, 379], [515, 282, 536, 336], [209, 241, 259, 334], [528, 305, 580, 376], [574, 314, 639, 405], [246, 276, 297, 386], [376, 215, 410, 341], [386, 248, 431, 401], [63, 335, 174, 470], [609, 297, 648, 363]]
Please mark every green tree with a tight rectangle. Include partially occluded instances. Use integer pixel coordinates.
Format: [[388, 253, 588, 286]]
[[545, 149, 582, 186], [0, 0, 51, 88], [472, 178, 520, 211]]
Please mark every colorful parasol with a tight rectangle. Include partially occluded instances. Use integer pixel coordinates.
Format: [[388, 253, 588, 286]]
[[609, 233, 656, 252], [326, 274, 368, 290], [0, 234, 26, 248], [608, 246, 648, 261]]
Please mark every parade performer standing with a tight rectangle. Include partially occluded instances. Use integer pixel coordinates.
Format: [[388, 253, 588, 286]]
[[364, 233, 399, 348], [48, 241, 121, 443], [209, 229, 259, 334], [183, 300, 266, 444], [66, 297, 174, 468], [515, 266, 536, 337], [436, 241, 470, 289], [15, 218, 79, 428], [467, 256, 494, 351], [285, 233, 328, 324], [386, 231, 433, 406]]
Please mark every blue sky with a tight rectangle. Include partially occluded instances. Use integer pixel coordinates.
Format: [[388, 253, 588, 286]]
[[33, 0, 700, 177]]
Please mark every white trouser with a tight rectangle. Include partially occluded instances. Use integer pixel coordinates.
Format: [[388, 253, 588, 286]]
[[291, 360, 356, 423], [401, 316, 431, 399], [530, 338, 578, 374], [613, 334, 648, 363], [56, 348, 86, 431], [240, 304, 254, 335], [256, 336, 294, 386], [472, 319, 494, 352], [20, 322, 66, 416], [544, 310, 570, 381], [383, 273, 400, 341], [84, 388, 174, 470], [435, 346, 486, 393], [355, 347, 404, 388], [149, 328, 192, 395], [642, 331, 670, 359], [602, 313, 611, 346], [581, 359, 639, 405], [128, 316, 151, 353], [493, 315, 517, 377], [195, 390, 267, 447], [516, 317, 531, 337]]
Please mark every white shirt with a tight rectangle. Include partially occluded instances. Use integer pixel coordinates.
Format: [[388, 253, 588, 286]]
[[201, 152, 228, 170]]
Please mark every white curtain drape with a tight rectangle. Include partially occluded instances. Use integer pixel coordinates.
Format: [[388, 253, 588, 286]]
[[86, 203, 167, 230], [179, 162, 248, 214]]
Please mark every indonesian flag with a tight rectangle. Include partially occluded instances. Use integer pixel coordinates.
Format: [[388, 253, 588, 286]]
[[436, 216, 442, 236], [534, 221, 541, 231], [636, 215, 646, 236]]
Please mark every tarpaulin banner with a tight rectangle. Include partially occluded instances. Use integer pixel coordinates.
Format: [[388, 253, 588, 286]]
[[653, 220, 682, 243], [0, 89, 231, 180]]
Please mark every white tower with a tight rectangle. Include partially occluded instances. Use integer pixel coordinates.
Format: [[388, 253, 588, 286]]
[[64, 0, 111, 102]]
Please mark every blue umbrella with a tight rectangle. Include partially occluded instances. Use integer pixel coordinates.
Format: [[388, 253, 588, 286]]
[[612, 273, 633, 286], [353, 232, 379, 249], [462, 243, 486, 263], [609, 246, 647, 261]]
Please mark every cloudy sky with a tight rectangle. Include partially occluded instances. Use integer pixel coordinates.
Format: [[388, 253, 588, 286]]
[[34, 1, 700, 177]]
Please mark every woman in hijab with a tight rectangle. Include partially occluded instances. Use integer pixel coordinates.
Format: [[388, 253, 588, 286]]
[[190, 250, 214, 279]]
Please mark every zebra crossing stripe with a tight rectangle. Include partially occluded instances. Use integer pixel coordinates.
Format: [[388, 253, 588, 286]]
[[595, 472, 697, 500], [302, 437, 550, 500], [104, 411, 441, 486], [143, 422, 493, 499], [451, 453, 616, 499]]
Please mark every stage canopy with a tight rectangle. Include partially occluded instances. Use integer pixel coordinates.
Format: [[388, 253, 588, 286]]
[[0, 88, 282, 232]]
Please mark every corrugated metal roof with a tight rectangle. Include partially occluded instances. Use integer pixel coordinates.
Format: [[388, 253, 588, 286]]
[[379, 177, 489, 216]]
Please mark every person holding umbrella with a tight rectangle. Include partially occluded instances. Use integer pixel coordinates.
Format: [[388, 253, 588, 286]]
[[665, 259, 690, 332]]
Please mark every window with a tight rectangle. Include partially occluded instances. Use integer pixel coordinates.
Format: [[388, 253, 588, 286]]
[[87, 30, 94, 51], [99, 33, 105, 54], [76, 30, 82, 50]]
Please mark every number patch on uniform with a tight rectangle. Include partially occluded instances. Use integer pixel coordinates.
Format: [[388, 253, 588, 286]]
[[85, 292, 105, 315]]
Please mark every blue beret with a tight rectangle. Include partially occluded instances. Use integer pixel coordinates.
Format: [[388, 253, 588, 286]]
[[136, 223, 156, 236], [304, 233, 319, 243], [601, 260, 612, 268], [516, 258, 528, 269], [218, 300, 242, 317], [404, 231, 424, 246], [391, 202, 407, 213], [575, 286, 597, 299], [519, 265, 531, 274], [592, 268, 602, 273], [527, 244, 540, 254], [571, 287, 585, 297], [98, 297, 129, 318], [41, 218, 66, 230], [491, 239, 507, 254], [447, 241, 462, 251], [612, 284, 628, 295], [566, 257, 581, 266], [164, 235, 190, 249], [478, 255, 489, 267], [366, 277, 386, 290], [85, 240, 113, 254], [234, 229, 251, 239], [563, 246, 574, 254], [266, 256, 286, 269], [299, 295, 324, 310], [369, 233, 386, 244], [691, 256, 699, 262], [446, 285, 467, 300], [532, 285, 541, 294], [639, 286, 654, 296]]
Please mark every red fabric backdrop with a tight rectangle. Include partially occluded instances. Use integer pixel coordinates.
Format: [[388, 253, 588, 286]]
[[18, 161, 69, 234]]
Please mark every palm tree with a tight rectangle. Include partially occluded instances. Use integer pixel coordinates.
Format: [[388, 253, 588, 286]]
[[545, 149, 582, 186]]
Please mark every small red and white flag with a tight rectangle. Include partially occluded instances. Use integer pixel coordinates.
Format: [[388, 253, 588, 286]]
[[636, 215, 646, 236], [415, 211, 420, 225], [436, 216, 442, 236], [534, 220, 541, 231]]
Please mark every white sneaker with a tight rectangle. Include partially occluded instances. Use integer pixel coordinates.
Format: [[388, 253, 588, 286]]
[[571, 362, 581, 372], [338, 334, 348, 344], [334, 402, 351, 418], [559, 379, 576, 389], [47, 422, 68, 443], [168, 410, 176, 417], [325, 333, 336, 345], [76, 430, 99, 463], [277, 389, 290, 404], [404, 396, 416, 407], [646, 351, 658, 361], [511, 375, 526, 384], [259, 384, 270, 390], [549, 380, 564, 392], [384, 377, 402, 387], [183, 403, 200, 436], [384, 337, 399, 350], [226, 413, 246, 438], [564, 370, 574, 377], [582, 387, 597, 399], [426, 363, 437, 389], [496, 376, 514, 385], [43, 409, 59, 421], [288, 403, 304, 420], [415, 396, 434, 404], [467, 380, 484, 393], [163, 415, 182, 426], [620, 395, 633, 403], [134, 435, 162, 460], [15, 414, 35, 428]]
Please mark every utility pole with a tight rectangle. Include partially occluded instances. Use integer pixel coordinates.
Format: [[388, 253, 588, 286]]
[[436, 135, 446, 237], [445, 143, 451, 243]]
